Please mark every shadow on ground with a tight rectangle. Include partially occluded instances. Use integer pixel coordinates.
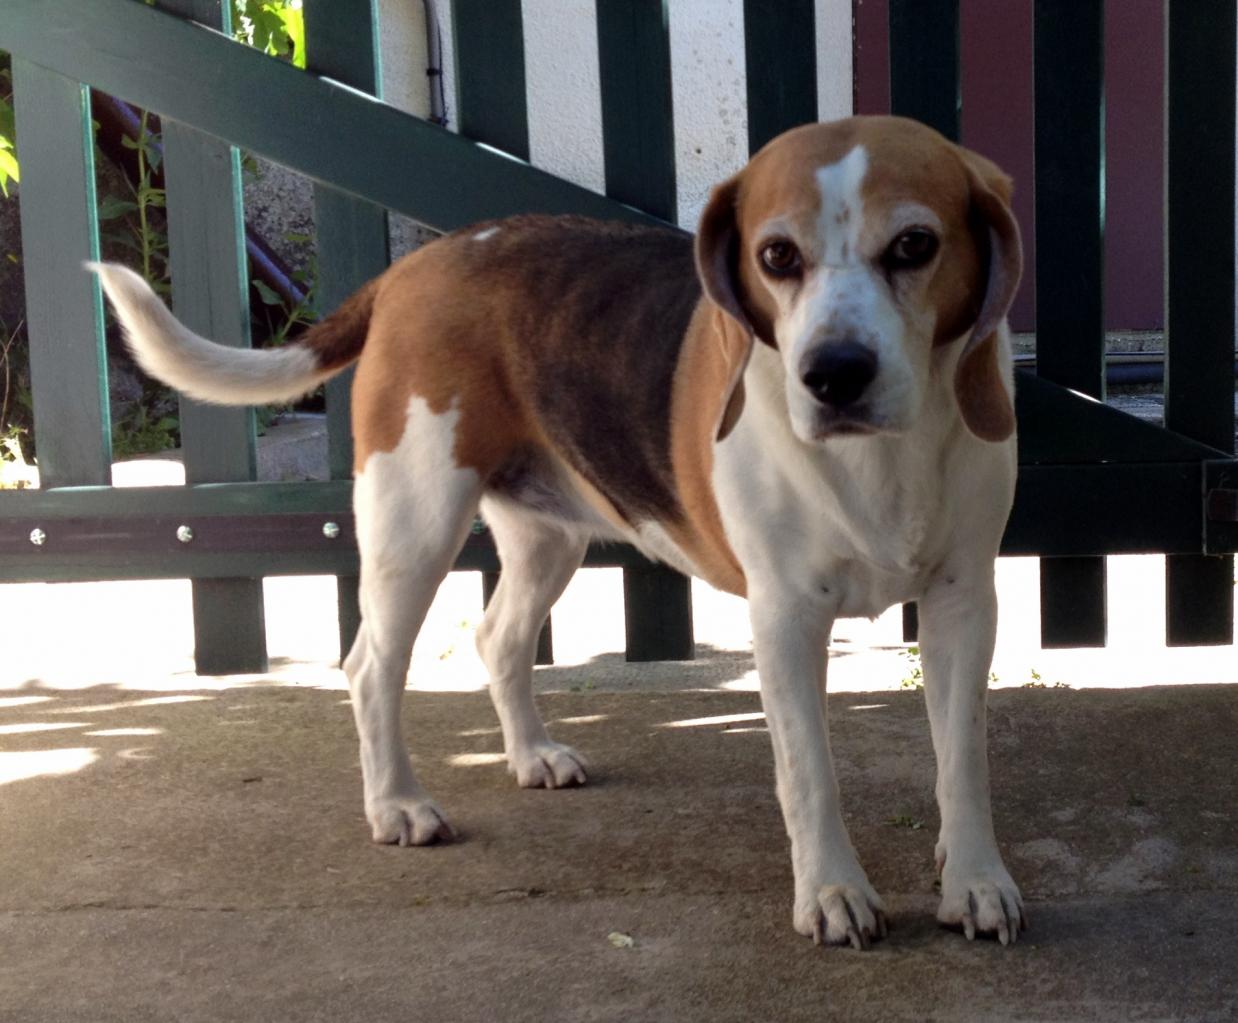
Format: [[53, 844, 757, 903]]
[[2, 682, 1236, 1021]]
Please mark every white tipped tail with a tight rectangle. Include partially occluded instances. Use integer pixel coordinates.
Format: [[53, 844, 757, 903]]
[[87, 261, 337, 406]]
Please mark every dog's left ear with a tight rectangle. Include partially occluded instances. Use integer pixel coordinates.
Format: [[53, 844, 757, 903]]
[[954, 148, 1023, 443], [696, 174, 757, 440]]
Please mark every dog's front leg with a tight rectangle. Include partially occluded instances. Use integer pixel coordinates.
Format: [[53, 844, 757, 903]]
[[750, 589, 887, 949], [919, 570, 1025, 944]]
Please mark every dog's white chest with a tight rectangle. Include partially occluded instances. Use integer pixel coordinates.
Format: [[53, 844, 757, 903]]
[[712, 380, 958, 618]]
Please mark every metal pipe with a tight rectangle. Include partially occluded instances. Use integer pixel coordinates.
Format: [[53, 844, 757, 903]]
[[421, 0, 448, 127], [90, 92, 307, 311]]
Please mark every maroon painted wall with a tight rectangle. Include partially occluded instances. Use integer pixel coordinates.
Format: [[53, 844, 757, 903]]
[[853, 0, 1165, 332]]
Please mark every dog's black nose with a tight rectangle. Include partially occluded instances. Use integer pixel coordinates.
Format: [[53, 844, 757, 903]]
[[799, 341, 879, 408]]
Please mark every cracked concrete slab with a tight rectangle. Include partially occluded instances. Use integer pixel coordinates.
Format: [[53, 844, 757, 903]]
[[2, 682, 1236, 1021]]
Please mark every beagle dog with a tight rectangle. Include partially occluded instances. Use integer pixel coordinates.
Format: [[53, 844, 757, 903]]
[[91, 115, 1026, 949]]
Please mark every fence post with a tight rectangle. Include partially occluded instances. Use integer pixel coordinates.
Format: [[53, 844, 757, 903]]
[[157, 0, 269, 674], [451, 0, 556, 663], [1033, 0, 1108, 648], [12, 61, 110, 490], [743, 0, 817, 155], [1164, 0, 1236, 645], [888, 0, 960, 642], [595, 0, 694, 662], [302, 0, 390, 664]]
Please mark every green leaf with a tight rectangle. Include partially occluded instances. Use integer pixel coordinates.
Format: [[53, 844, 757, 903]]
[[98, 196, 138, 221], [252, 279, 282, 305], [0, 147, 17, 196], [280, 5, 306, 68]]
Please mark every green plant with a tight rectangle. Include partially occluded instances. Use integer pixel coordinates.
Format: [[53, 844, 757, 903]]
[[101, 109, 169, 294], [0, 62, 16, 196], [234, 0, 306, 67], [899, 646, 924, 690], [110, 402, 180, 459], [887, 814, 925, 830]]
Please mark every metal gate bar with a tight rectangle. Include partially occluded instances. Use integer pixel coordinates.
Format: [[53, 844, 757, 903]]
[[744, 0, 817, 155], [158, 0, 269, 674], [596, 0, 694, 662], [451, 0, 552, 665], [11, 61, 110, 491], [303, 0, 389, 663], [1033, 0, 1107, 648], [888, 0, 959, 641], [1164, 0, 1236, 646]]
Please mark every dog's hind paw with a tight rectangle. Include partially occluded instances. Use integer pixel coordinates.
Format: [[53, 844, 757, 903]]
[[508, 741, 589, 789], [796, 883, 888, 951], [937, 865, 1026, 946], [368, 796, 458, 847]]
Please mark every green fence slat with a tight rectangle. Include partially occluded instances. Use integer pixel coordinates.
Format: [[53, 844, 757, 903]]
[[0, 0, 663, 233], [453, 0, 530, 160], [12, 59, 110, 489], [1033, 0, 1105, 399], [1038, 557, 1107, 649], [901, 602, 918, 643], [888, 0, 960, 142], [744, 0, 817, 155], [449, 0, 573, 662], [1165, 0, 1236, 455], [623, 562, 695, 662], [1032, 0, 1107, 649], [157, 0, 267, 674], [596, 0, 678, 222], [304, 0, 390, 661], [1164, 0, 1236, 646], [1166, 555, 1233, 647], [595, 0, 693, 659]]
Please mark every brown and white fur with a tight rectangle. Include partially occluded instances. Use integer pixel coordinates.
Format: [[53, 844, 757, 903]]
[[91, 116, 1026, 949]]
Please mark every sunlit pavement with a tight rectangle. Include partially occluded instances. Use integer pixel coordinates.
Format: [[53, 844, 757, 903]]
[[1, 451, 1236, 1020]]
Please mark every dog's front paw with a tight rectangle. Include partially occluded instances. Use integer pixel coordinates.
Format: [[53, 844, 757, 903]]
[[795, 882, 888, 950], [507, 741, 588, 789], [367, 795, 458, 847], [937, 857, 1026, 945]]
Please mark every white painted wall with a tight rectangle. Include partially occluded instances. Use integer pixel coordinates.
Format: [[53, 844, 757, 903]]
[[379, 0, 853, 231]]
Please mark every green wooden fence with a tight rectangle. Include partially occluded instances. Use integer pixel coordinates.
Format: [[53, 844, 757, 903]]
[[0, 0, 1234, 677]]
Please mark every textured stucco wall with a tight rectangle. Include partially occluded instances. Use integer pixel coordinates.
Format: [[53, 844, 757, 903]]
[[513, 0, 853, 229], [376, 0, 852, 232]]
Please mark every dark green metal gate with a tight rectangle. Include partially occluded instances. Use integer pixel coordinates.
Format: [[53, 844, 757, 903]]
[[0, 0, 1234, 676]]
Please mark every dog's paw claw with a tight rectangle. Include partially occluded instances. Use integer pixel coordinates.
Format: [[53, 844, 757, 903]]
[[509, 742, 588, 789], [370, 797, 457, 846], [798, 883, 886, 950], [938, 872, 1024, 946]]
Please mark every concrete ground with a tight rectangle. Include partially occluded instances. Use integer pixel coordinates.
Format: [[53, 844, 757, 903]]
[[2, 679, 1237, 1022], [2, 423, 1237, 1021]]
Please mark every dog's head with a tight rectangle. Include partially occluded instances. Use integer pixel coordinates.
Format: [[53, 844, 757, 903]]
[[696, 116, 1022, 444]]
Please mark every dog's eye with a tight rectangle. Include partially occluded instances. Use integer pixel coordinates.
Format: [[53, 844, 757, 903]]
[[759, 240, 802, 277], [883, 229, 939, 271]]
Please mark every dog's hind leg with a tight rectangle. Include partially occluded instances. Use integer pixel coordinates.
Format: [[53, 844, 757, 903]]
[[345, 399, 483, 846], [475, 497, 589, 789]]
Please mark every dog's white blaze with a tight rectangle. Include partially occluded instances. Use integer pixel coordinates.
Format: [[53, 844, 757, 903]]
[[87, 262, 325, 405], [815, 146, 867, 267], [472, 226, 501, 242]]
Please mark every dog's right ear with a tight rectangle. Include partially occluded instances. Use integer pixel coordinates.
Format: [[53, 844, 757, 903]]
[[695, 175, 749, 334], [695, 175, 758, 440]]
